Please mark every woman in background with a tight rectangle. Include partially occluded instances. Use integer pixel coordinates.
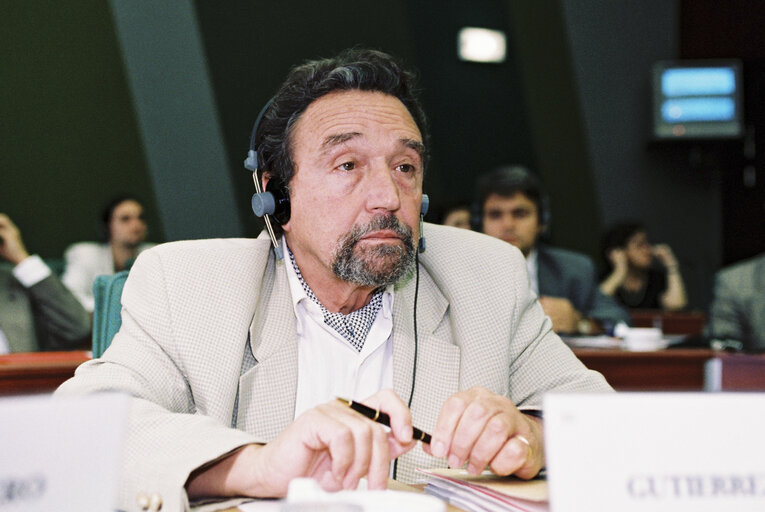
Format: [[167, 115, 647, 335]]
[[62, 194, 154, 312], [600, 222, 687, 311]]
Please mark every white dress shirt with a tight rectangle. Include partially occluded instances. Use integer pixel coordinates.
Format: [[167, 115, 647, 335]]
[[525, 247, 539, 295], [282, 238, 395, 419]]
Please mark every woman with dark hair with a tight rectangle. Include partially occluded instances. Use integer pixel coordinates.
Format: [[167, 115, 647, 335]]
[[61, 195, 154, 312], [599, 223, 687, 311]]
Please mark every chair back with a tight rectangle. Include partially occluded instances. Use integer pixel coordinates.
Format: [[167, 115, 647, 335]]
[[92, 271, 129, 358]]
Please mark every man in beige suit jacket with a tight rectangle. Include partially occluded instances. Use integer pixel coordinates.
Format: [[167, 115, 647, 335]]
[[58, 49, 611, 512]]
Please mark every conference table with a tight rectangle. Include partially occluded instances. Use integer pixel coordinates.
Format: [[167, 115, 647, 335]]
[[573, 347, 716, 391], [3, 346, 764, 396], [0, 350, 90, 396]]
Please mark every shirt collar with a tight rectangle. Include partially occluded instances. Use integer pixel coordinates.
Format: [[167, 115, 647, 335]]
[[281, 237, 394, 337]]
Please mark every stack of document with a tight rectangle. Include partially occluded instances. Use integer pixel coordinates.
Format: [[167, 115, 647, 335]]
[[418, 468, 548, 512]]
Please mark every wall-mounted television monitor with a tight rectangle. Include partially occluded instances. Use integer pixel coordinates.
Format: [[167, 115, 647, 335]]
[[652, 60, 743, 140]]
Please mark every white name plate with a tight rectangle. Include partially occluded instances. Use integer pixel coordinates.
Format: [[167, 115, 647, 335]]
[[545, 392, 765, 512], [0, 393, 129, 512]]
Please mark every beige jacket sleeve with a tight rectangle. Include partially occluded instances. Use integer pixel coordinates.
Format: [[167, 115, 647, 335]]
[[56, 243, 260, 512]]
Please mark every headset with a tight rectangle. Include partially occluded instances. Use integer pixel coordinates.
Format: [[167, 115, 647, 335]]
[[243, 98, 429, 258], [470, 165, 551, 234]]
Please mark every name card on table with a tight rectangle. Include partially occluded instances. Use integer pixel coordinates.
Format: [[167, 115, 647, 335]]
[[0, 393, 129, 512], [544, 393, 765, 512]]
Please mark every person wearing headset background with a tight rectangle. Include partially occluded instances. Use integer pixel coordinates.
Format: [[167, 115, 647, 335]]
[[57, 49, 610, 511], [473, 166, 630, 335]]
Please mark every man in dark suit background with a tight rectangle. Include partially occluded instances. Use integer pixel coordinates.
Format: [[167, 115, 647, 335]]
[[0, 213, 91, 352], [474, 166, 630, 334], [708, 251, 765, 352]]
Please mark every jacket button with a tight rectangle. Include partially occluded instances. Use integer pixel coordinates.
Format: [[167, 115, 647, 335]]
[[149, 493, 163, 511], [136, 493, 150, 510]]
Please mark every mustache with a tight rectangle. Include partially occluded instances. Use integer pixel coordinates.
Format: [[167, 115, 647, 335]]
[[344, 214, 414, 245]]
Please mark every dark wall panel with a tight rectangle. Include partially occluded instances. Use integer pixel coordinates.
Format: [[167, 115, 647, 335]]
[[405, 0, 537, 211], [1, 1, 163, 257], [195, 0, 537, 232], [681, 0, 765, 265], [194, 0, 415, 237], [562, 0, 722, 309], [507, 1, 601, 256]]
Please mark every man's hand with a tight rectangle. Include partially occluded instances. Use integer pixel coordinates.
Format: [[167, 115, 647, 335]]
[[0, 214, 30, 265], [538, 296, 581, 333], [186, 389, 416, 499], [424, 386, 544, 480]]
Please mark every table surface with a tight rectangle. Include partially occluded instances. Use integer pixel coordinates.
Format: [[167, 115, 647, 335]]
[[573, 347, 716, 391], [0, 346, 730, 396], [0, 350, 90, 396]]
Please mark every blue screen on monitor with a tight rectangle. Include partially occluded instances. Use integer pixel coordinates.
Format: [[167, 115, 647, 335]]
[[652, 60, 742, 139], [662, 68, 736, 97]]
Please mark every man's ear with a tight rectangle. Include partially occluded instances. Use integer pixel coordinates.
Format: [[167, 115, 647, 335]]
[[261, 172, 272, 191]]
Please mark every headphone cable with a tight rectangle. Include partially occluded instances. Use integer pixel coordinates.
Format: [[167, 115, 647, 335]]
[[392, 251, 420, 480]]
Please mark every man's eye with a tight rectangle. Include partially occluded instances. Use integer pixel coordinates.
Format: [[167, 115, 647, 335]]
[[396, 164, 415, 173], [338, 162, 355, 171]]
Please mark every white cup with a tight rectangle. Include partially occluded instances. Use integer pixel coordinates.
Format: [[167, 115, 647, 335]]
[[623, 327, 664, 351]]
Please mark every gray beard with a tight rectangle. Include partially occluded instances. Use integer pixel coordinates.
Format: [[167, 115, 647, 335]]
[[331, 214, 416, 288]]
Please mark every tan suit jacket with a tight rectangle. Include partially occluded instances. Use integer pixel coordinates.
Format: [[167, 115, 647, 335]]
[[57, 223, 610, 511]]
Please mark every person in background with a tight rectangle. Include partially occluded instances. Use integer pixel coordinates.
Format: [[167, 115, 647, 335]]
[[708, 250, 765, 352], [0, 214, 91, 352], [62, 194, 154, 312], [599, 222, 687, 311], [57, 49, 610, 510], [439, 203, 472, 229], [474, 165, 630, 335]]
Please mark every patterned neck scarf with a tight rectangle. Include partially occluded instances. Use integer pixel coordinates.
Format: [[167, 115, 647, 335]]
[[288, 248, 383, 352]]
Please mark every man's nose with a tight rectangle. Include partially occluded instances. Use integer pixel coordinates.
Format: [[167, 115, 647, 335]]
[[365, 163, 401, 212]]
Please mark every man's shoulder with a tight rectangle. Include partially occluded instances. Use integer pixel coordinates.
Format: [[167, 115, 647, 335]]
[[423, 223, 524, 265], [128, 237, 276, 295], [142, 237, 270, 262], [718, 252, 765, 283]]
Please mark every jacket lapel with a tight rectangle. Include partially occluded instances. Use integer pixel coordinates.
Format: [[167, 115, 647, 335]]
[[392, 263, 460, 482], [237, 254, 299, 441]]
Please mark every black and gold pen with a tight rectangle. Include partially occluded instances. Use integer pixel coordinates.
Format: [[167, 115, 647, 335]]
[[336, 397, 432, 444]]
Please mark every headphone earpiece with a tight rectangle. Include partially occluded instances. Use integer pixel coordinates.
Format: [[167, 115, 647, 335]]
[[245, 97, 285, 259], [251, 178, 291, 225]]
